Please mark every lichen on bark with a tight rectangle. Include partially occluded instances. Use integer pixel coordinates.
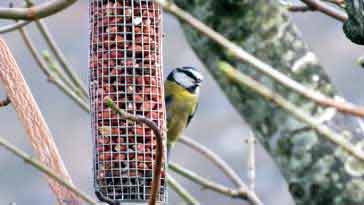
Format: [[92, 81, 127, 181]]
[[173, 0, 364, 204]]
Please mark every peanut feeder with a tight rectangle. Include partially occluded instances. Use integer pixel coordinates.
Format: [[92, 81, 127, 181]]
[[89, 0, 167, 204]]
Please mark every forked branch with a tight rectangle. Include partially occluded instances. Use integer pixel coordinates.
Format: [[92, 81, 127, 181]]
[[153, 0, 364, 117]]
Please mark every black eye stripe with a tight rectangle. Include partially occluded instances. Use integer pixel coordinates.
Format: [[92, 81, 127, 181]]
[[183, 70, 198, 81], [175, 68, 197, 80]]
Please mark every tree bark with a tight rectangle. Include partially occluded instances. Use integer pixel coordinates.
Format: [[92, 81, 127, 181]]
[[0, 37, 81, 205], [174, 1, 364, 204]]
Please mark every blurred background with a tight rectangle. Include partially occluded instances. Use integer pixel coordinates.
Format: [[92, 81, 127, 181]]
[[0, 1, 363, 204]]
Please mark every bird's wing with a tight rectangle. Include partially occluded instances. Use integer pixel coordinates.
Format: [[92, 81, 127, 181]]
[[186, 102, 198, 127], [165, 95, 173, 122]]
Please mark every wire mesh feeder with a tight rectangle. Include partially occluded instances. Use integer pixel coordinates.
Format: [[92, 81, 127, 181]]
[[89, 0, 167, 204]]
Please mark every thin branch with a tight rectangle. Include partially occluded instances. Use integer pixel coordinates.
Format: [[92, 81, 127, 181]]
[[0, 136, 97, 204], [179, 136, 246, 189], [279, 0, 313, 12], [167, 175, 200, 204], [219, 61, 364, 162], [154, 0, 364, 118], [0, 96, 10, 107], [33, 18, 89, 99], [42, 51, 80, 96], [169, 162, 263, 205], [247, 131, 256, 191], [0, 0, 77, 20], [0, 21, 30, 34], [301, 0, 347, 22], [0, 36, 82, 204], [288, 4, 313, 12], [105, 97, 164, 205], [18, 26, 90, 112]]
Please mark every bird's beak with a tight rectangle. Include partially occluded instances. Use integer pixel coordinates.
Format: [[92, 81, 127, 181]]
[[195, 79, 202, 85]]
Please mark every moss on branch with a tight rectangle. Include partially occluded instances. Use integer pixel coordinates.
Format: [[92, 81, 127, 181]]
[[173, 1, 364, 204]]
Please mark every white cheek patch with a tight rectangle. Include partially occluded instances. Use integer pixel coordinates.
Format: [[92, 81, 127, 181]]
[[173, 72, 195, 88]]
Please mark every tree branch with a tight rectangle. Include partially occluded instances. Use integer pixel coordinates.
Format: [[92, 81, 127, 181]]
[[0, 36, 82, 204], [0, 136, 96, 204], [153, 0, 364, 118], [42, 51, 80, 97], [33, 18, 88, 99], [219, 61, 364, 162], [171, 0, 364, 204], [0, 21, 30, 34], [18, 27, 90, 112], [179, 136, 246, 189], [0, 0, 77, 20], [105, 97, 164, 205], [288, 4, 313, 12], [246, 131, 256, 191], [301, 0, 347, 22], [169, 162, 262, 205], [167, 175, 199, 204]]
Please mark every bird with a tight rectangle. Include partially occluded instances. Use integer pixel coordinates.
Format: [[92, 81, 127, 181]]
[[164, 66, 203, 159]]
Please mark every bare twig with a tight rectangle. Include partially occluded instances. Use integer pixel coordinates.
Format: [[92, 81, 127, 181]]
[[301, 0, 347, 22], [105, 97, 164, 205], [279, 0, 313, 12], [18, 27, 90, 112], [169, 162, 263, 205], [42, 51, 80, 96], [167, 175, 200, 204], [219, 61, 364, 162], [0, 136, 97, 204], [0, 96, 10, 107], [0, 0, 77, 20], [288, 4, 313, 12], [179, 136, 246, 188], [154, 0, 364, 118], [0, 37, 82, 204], [34, 19, 88, 99], [247, 131, 256, 191], [0, 21, 30, 34], [22, 0, 88, 99]]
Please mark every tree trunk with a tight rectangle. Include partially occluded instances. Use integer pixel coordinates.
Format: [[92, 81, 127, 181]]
[[174, 1, 364, 204]]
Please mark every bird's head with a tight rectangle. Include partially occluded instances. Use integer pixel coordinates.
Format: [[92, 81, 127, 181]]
[[167, 66, 204, 93]]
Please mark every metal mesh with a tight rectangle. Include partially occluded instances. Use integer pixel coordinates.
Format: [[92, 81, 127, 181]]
[[89, 0, 166, 203]]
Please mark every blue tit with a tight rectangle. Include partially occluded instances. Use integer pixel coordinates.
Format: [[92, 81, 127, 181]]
[[165, 66, 203, 158]]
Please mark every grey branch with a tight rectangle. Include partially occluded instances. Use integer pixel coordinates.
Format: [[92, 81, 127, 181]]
[[153, 0, 364, 118], [167, 175, 200, 204], [0, 136, 97, 204], [33, 18, 89, 99], [168, 1, 364, 203], [0, 36, 82, 203], [247, 131, 256, 191], [301, 0, 347, 22], [219, 61, 364, 162], [0, 21, 30, 34], [18, 27, 90, 112], [169, 162, 263, 205], [180, 136, 246, 188], [0, 0, 78, 20]]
